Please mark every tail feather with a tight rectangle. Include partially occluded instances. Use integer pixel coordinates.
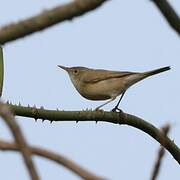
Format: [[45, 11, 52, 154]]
[[144, 66, 171, 77]]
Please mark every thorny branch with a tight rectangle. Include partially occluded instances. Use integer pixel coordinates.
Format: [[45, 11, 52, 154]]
[[7, 103, 180, 165]]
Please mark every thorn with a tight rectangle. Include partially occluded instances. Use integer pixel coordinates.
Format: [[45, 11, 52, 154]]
[[42, 119, 45, 122], [76, 121, 78, 123], [95, 121, 98, 124], [34, 118, 38, 122], [68, 17, 73, 21], [50, 120, 53, 123]]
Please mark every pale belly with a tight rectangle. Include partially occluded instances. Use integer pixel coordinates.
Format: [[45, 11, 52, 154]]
[[79, 78, 126, 100]]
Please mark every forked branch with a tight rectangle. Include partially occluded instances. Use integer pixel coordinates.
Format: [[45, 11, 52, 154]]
[[0, 102, 39, 180]]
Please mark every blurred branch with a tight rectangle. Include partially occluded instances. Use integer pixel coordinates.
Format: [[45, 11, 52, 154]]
[[0, 102, 39, 180], [151, 0, 180, 35], [0, 46, 4, 97], [0, 0, 107, 44], [0, 140, 105, 180], [8, 103, 180, 165], [150, 124, 170, 180]]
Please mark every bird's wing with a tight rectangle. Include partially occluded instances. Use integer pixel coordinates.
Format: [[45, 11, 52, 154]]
[[82, 69, 137, 83]]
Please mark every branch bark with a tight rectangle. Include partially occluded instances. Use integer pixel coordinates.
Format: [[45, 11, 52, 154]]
[[8, 103, 180, 165], [0, 102, 39, 180], [151, 0, 180, 35], [0, 0, 107, 44], [0, 140, 105, 180]]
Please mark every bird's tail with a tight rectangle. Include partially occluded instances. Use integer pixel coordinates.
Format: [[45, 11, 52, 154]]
[[143, 66, 171, 77]]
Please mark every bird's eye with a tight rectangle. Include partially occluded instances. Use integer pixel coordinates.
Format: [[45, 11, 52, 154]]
[[74, 70, 78, 74]]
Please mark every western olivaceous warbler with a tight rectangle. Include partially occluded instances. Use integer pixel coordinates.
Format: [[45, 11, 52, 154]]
[[58, 65, 170, 111]]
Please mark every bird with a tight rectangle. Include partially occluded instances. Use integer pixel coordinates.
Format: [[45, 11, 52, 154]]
[[58, 65, 170, 111]]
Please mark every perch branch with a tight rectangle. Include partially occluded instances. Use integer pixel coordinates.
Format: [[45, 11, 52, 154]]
[[7, 103, 180, 165]]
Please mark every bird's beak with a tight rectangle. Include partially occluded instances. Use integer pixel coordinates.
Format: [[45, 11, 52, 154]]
[[57, 65, 69, 72]]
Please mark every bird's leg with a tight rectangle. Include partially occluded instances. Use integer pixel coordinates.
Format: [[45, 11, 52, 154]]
[[111, 91, 126, 112], [95, 97, 116, 111]]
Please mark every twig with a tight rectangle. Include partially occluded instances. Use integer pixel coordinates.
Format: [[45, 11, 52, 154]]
[[8, 103, 180, 165], [151, 0, 180, 35], [0, 140, 105, 180], [0, 102, 39, 180], [150, 124, 170, 180], [0, 0, 107, 44]]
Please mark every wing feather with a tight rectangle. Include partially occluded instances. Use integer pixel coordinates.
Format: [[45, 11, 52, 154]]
[[82, 69, 137, 83]]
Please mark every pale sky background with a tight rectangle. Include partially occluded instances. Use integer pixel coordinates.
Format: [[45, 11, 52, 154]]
[[0, 0, 180, 180]]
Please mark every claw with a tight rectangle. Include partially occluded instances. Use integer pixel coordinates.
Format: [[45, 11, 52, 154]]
[[111, 107, 123, 113], [94, 108, 104, 112]]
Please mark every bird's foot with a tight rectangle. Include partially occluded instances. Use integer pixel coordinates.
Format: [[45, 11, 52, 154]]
[[94, 107, 104, 112], [111, 106, 123, 113]]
